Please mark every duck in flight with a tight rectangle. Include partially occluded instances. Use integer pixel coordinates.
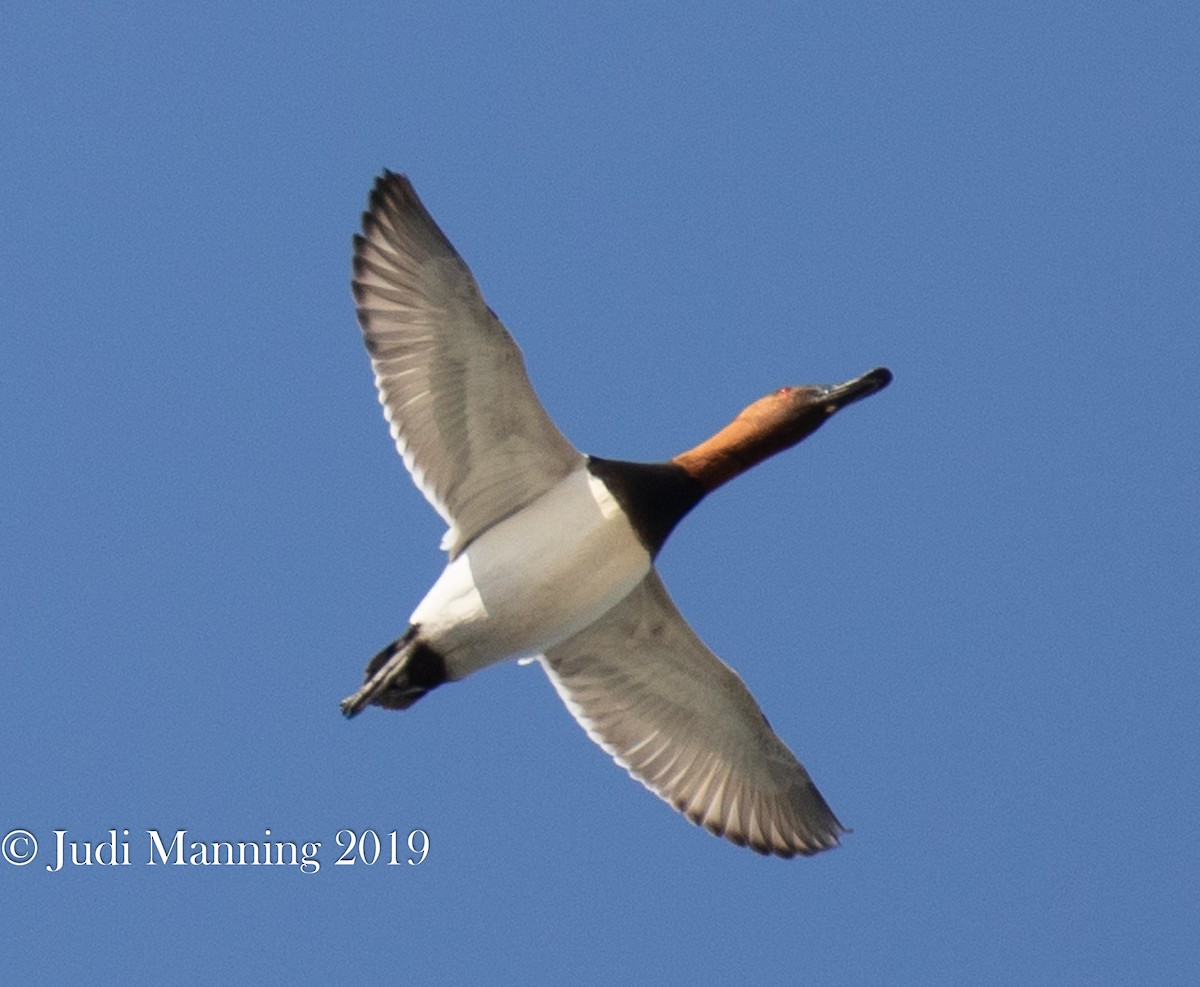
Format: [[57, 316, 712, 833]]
[[341, 171, 892, 857]]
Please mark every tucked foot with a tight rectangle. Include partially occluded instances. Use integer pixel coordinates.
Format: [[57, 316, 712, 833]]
[[340, 628, 448, 716]]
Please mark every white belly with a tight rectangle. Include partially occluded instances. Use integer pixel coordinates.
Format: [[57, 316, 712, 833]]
[[409, 467, 651, 678]]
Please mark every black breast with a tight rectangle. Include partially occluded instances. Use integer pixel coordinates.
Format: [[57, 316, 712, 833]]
[[586, 456, 707, 557]]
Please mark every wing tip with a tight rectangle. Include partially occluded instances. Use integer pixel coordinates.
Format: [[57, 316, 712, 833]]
[[372, 168, 414, 201], [357, 169, 467, 274], [686, 800, 846, 859], [367, 170, 430, 224]]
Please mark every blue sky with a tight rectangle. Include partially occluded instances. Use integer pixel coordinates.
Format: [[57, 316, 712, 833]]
[[3, 1, 1197, 983]]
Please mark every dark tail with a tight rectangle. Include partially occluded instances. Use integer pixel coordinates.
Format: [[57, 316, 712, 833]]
[[340, 626, 448, 717]]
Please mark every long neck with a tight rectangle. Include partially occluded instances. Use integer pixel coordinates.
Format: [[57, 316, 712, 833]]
[[671, 413, 809, 493], [668, 369, 890, 494]]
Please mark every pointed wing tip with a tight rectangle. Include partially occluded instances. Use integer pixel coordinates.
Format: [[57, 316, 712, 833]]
[[712, 825, 845, 859], [369, 170, 418, 211], [689, 804, 847, 859], [360, 172, 415, 237]]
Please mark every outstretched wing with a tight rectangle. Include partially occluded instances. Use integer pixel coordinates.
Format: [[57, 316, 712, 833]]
[[353, 172, 584, 557], [541, 571, 845, 857]]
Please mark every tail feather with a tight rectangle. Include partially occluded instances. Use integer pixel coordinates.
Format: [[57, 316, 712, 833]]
[[340, 627, 447, 717]]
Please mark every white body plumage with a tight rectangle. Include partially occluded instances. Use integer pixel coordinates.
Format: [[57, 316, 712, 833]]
[[410, 468, 651, 678]]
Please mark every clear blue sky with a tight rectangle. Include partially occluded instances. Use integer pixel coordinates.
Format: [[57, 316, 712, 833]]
[[3, 2, 1197, 983]]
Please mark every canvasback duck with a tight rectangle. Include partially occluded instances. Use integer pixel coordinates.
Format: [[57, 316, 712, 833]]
[[341, 171, 892, 857]]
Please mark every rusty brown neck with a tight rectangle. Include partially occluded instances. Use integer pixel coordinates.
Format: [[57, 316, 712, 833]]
[[671, 409, 819, 493], [669, 368, 893, 493]]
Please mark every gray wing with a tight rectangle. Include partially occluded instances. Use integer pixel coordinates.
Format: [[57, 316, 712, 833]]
[[353, 172, 584, 557], [541, 571, 845, 857]]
